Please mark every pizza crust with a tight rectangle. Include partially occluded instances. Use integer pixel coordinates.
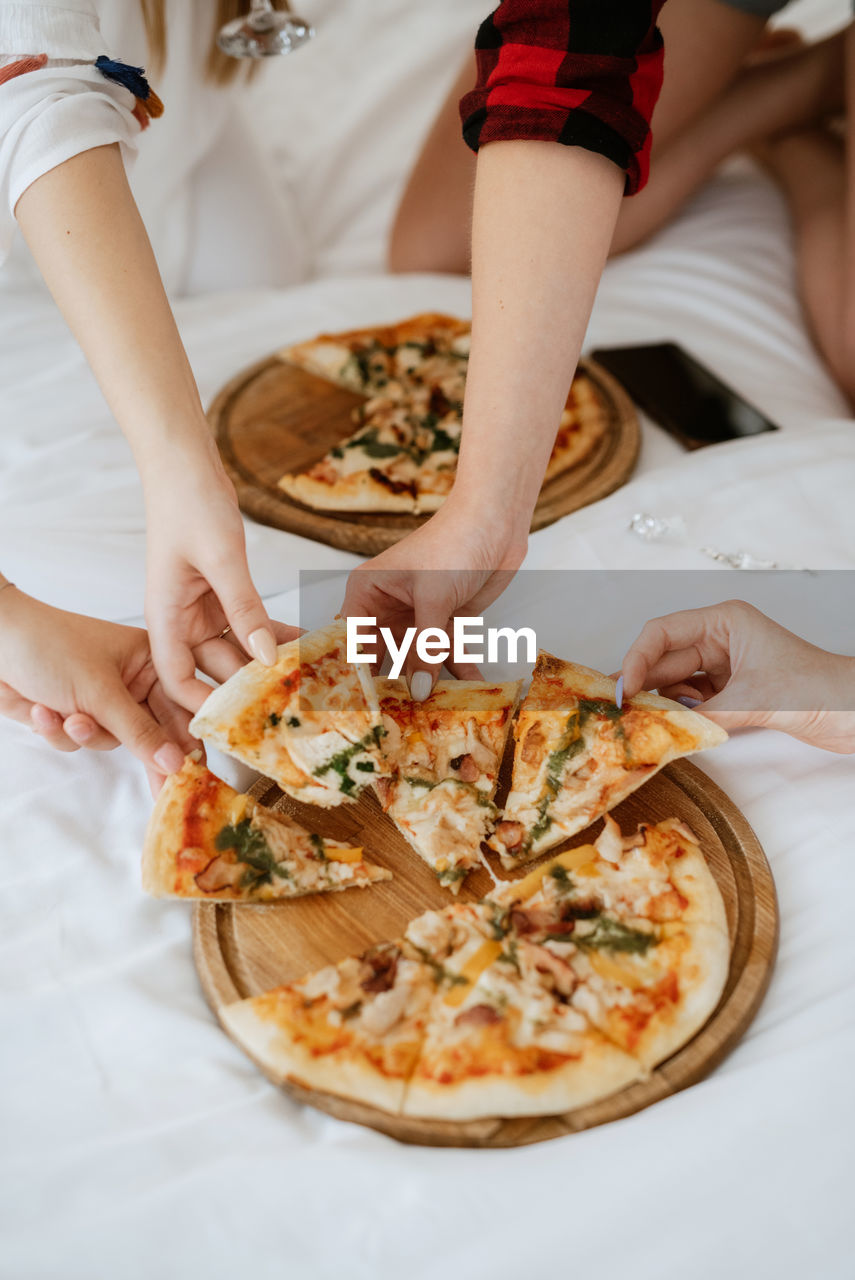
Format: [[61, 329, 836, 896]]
[[401, 1030, 643, 1120], [279, 469, 445, 515]]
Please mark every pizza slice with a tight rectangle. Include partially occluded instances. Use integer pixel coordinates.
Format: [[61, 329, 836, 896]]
[[278, 312, 472, 397], [277, 314, 610, 514], [489, 654, 727, 867], [142, 755, 390, 902], [189, 621, 389, 807], [487, 819, 730, 1070], [400, 900, 642, 1120], [278, 316, 469, 515], [220, 937, 441, 1114], [373, 679, 522, 891]]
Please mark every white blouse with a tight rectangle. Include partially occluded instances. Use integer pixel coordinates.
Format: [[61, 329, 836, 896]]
[[0, 0, 307, 295]]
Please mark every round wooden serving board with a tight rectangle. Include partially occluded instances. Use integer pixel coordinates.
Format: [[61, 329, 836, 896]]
[[206, 354, 640, 556], [194, 759, 778, 1148]]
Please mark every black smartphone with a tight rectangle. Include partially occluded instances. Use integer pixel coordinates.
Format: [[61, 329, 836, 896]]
[[590, 342, 780, 450]]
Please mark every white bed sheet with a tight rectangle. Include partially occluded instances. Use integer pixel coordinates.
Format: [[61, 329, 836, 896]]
[[2, 1, 855, 1274]]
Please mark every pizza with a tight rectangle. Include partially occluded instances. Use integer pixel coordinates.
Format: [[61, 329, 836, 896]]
[[220, 812, 729, 1120], [372, 679, 522, 891], [221, 936, 441, 1114], [142, 755, 390, 902], [276, 313, 608, 514], [488, 654, 728, 868], [189, 622, 389, 808]]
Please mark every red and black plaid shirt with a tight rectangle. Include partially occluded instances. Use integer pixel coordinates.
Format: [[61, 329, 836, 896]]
[[460, 1, 666, 195]]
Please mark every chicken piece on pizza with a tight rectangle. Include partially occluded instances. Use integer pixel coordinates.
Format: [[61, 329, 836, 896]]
[[489, 655, 727, 867], [189, 622, 389, 807], [373, 679, 522, 891], [142, 756, 391, 902], [399, 900, 642, 1120]]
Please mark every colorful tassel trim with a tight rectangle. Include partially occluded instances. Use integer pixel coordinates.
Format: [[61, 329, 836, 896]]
[[0, 53, 48, 86], [0, 52, 162, 133], [95, 55, 164, 131]]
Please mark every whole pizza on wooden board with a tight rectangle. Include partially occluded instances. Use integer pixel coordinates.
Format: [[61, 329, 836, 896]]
[[149, 625, 737, 1124], [276, 313, 609, 514]]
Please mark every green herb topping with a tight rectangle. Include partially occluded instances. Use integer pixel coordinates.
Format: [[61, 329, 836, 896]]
[[548, 865, 574, 892], [576, 916, 657, 955], [215, 820, 291, 891], [485, 901, 510, 940], [313, 724, 387, 795], [436, 865, 468, 886]]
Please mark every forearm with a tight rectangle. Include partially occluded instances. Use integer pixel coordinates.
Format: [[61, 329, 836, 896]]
[[451, 141, 623, 554], [14, 144, 219, 481]]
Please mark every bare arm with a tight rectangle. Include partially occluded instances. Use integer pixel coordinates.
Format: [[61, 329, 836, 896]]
[[15, 145, 278, 711], [15, 144, 207, 476], [343, 141, 623, 690], [454, 140, 623, 556]]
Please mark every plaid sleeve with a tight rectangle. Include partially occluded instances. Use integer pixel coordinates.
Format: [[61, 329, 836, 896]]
[[460, 1, 666, 195]]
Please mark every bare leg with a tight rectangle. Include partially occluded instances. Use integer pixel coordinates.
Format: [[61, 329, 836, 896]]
[[612, 29, 845, 253], [388, 55, 476, 273], [760, 128, 849, 399]]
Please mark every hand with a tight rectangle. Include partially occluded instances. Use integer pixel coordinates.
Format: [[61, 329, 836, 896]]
[[340, 496, 526, 698], [143, 459, 295, 713], [0, 585, 198, 793], [620, 600, 855, 754]]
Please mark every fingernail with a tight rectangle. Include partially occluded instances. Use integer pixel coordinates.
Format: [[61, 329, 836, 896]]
[[677, 696, 702, 709], [153, 743, 185, 773], [410, 671, 432, 703], [615, 675, 624, 710], [67, 719, 95, 744], [248, 628, 277, 667]]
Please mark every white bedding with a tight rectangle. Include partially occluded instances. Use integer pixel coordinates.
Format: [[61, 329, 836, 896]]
[[1, 0, 854, 1276]]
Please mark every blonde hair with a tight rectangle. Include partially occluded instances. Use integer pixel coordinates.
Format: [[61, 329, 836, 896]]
[[139, 0, 289, 85]]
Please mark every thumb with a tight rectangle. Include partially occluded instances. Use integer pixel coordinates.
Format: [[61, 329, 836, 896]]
[[408, 583, 453, 702], [98, 679, 186, 775], [211, 556, 277, 668]]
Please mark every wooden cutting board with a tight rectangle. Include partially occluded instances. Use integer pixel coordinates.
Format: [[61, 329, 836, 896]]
[[193, 759, 778, 1148], [205, 355, 640, 556]]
